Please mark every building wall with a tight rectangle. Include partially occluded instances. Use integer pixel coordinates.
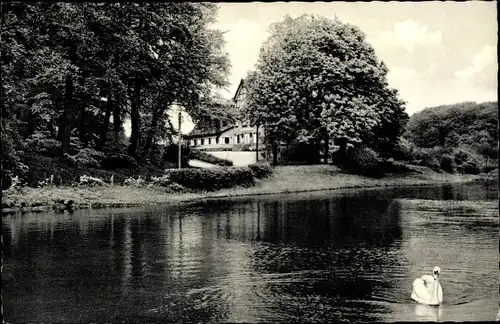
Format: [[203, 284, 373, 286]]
[[186, 79, 266, 151], [187, 125, 265, 150]]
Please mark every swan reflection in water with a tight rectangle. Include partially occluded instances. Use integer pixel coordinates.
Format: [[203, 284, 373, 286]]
[[414, 304, 443, 322]]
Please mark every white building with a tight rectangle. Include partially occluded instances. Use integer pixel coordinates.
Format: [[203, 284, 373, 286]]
[[184, 79, 265, 154]]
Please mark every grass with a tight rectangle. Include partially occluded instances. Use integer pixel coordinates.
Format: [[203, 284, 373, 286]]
[[2, 164, 495, 213]]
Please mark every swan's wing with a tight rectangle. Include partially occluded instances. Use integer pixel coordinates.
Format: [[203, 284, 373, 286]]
[[420, 275, 435, 285]]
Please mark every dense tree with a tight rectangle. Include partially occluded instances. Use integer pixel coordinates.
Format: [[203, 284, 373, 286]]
[[244, 15, 408, 164], [1, 3, 230, 182], [406, 101, 498, 163]]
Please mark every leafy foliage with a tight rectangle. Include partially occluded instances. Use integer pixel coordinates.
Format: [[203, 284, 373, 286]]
[[344, 147, 384, 178], [406, 101, 498, 159], [248, 162, 273, 179], [1, 3, 230, 186], [244, 14, 408, 162], [165, 167, 256, 191]]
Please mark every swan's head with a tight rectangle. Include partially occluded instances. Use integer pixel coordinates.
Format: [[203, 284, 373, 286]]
[[433, 266, 441, 280]]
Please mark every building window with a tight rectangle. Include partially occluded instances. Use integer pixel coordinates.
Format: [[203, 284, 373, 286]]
[[224, 137, 230, 144], [237, 135, 240, 144], [201, 138, 205, 145], [208, 138, 211, 145], [216, 137, 220, 144]]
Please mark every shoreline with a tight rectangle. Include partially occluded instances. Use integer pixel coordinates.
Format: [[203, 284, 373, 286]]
[[2, 165, 496, 214]]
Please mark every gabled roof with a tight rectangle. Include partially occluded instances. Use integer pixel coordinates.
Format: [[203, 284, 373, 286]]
[[232, 79, 246, 101], [184, 123, 235, 139]]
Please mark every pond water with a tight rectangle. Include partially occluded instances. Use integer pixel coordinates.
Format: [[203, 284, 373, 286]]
[[3, 182, 499, 322]]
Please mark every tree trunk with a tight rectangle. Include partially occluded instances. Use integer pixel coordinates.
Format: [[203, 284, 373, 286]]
[[323, 134, 330, 164], [78, 109, 87, 146], [113, 90, 122, 144], [128, 80, 141, 157], [98, 90, 113, 148], [314, 139, 322, 164], [142, 109, 163, 157], [272, 140, 278, 166], [256, 125, 259, 162], [60, 74, 74, 155], [336, 138, 348, 166]]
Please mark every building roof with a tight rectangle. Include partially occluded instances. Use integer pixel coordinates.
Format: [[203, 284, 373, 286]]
[[185, 79, 245, 138], [232, 79, 246, 101], [184, 123, 235, 139]]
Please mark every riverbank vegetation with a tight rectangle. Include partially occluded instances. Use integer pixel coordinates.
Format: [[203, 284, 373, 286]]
[[3, 164, 493, 214], [2, 7, 497, 206]]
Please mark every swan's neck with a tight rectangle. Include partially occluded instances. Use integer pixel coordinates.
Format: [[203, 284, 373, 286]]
[[429, 278, 440, 305]]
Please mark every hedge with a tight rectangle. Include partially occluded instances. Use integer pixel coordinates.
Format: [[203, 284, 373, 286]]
[[165, 167, 255, 191], [248, 162, 273, 179], [189, 150, 233, 166]]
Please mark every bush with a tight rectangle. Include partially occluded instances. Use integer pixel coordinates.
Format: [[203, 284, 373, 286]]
[[439, 154, 455, 173], [410, 147, 442, 172], [25, 134, 61, 157], [189, 150, 233, 166], [280, 141, 318, 165], [248, 162, 273, 179], [391, 138, 414, 161], [79, 175, 105, 186], [345, 147, 384, 178], [63, 148, 106, 168], [454, 148, 481, 174], [100, 154, 138, 170], [165, 167, 255, 191]]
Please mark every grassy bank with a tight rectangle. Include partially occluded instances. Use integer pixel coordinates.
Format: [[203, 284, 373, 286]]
[[2, 164, 496, 214]]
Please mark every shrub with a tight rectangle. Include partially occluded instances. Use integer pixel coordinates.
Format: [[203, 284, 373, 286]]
[[280, 141, 317, 165], [62, 148, 104, 168], [123, 176, 146, 187], [79, 175, 105, 186], [345, 147, 384, 178], [100, 154, 138, 170], [248, 162, 273, 179], [165, 167, 254, 191], [439, 154, 455, 173], [411, 147, 442, 172], [148, 144, 166, 168], [25, 134, 61, 157], [391, 138, 414, 161], [189, 150, 233, 166], [232, 143, 251, 151], [454, 148, 481, 174]]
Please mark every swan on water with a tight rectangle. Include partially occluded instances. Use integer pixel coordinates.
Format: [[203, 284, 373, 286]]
[[411, 266, 443, 306]]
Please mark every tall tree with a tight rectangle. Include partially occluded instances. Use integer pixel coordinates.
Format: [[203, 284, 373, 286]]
[[245, 15, 408, 164]]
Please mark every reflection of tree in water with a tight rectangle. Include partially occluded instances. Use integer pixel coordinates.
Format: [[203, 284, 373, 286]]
[[257, 195, 403, 249], [245, 196, 406, 322]]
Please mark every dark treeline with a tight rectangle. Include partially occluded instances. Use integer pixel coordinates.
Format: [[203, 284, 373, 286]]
[[403, 101, 498, 174], [1, 3, 233, 185]]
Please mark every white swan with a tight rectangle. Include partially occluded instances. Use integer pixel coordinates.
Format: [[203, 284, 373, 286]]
[[411, 266, 443, 306]]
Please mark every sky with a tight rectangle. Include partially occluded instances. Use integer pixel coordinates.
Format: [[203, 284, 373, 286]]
[[212, 1, 498, 116]]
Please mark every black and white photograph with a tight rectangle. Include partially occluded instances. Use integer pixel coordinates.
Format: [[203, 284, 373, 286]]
[[1, 1, 498, 322]]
